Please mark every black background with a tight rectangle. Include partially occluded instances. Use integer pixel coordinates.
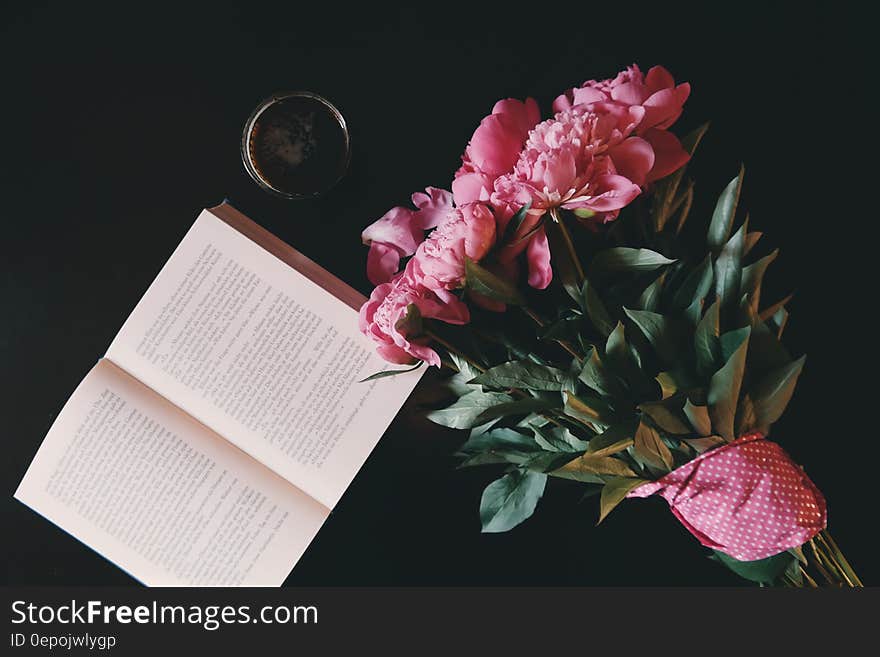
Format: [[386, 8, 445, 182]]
[[2, 2, 875, 586]]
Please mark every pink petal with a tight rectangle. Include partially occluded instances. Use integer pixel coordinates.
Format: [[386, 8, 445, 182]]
[[468, 114, 523, 175], [540, 149, 578, 195], [552, 92, 573, 114], [452, 171, 493, 205], [377, 343, 419, 365], [424, 290, 471, 325], [642, 83, 691, 130], [526, 228, 552, 289], [575, 174, 641, 212], [412, 187, 454, 230], [607, 137, 655, 186], [491, 97, 540, 134], [361, 206, 421, 255], [610, 81, 649, 106], [571, 86, 607, 107], [643, 129, 690, 182], [366, 242, 403, 286], [645, 65, 675, 93], [405, 341, 442, 367]]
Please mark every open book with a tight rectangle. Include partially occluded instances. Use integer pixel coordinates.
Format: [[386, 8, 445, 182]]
[[14, 203, 424, 586]]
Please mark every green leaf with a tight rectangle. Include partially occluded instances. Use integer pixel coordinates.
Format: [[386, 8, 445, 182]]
[[684, 435, 725, 453], [444, 353, 483, 396], [744, 313, 792, 379], [592, 248, 676, 273], [671, 254, 714, 312], [480, 470, 547, 533], [683, 399, 712, 436], [735, 393, 758, 437], [750, 356, 806, 428], [458, 427, 539, 455], [714, 220, 747, 314], [721, 326, 751, 362], [578, 348, 621, 397], [598, 477, 647, 524], [458, 451, 532, 468], [521, 451, 582, 473], [784, 556, 804, 586], [684, 296, 704, 326], [655, 372, 678, 399], [474, 397, 561, 425], [743, 231, 763, 257], [741, 249, 779, 315], [472, 360, 572, 392], [464, 256, 525, 306], [563, 391, 613, 426], [637, 271, 667, 312], [502, 202, 532, 243], [506, 213, 547, 248], [394, 302, 423, 335], [672, 181, 696, 234], [530, 423, 588, 452], [580, 278, 616, 337], [624, 308, 682, 365], [359, 360, 424, 382], [707, 168, 744, 251], [713, 550, 794, 584], [552, 453, 636, 480], [426, 391, 514, 429], [768, 306, 790, 339], [639, 401, 691, 434], [758, 293, 793, 324], [604, 322, 646, 391], [588, 421, 637, 455], [633, 420, 674, 471], [538, 314, 581, 343], [694, 300, 721, 378], [707, 327, 751, 440]]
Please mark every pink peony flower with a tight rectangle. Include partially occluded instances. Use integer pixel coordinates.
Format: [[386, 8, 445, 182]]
[[361, 187, 454, 285], [490, 102, 656, 289], [452, 98, 541, 206], [493, 103, 648, 218], [406, 202, 497, 292], [553, 64, 691, 183], [554, 64, 690, 132], [359, 273, 469, 367]]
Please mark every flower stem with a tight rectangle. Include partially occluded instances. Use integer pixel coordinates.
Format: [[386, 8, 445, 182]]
[[785, 531, 863, 588], [550, 207, 585, 283], [816, 531, 862, 586]]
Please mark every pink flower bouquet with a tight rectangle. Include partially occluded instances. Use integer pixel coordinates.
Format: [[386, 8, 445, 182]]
[[357, 64, 861, 587]]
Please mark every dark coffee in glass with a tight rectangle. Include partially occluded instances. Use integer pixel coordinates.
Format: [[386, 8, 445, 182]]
[[242, 92, 350, 198]]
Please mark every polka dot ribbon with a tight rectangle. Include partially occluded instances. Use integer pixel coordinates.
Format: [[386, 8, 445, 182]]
[[626, 432, 827, 561]]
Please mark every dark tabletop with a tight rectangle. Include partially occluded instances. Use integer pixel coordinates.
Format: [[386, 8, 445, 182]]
[[2, 2, 875, 586]]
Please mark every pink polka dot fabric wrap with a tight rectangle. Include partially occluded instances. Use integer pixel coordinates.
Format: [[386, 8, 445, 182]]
[[626, 433, 827, 561]]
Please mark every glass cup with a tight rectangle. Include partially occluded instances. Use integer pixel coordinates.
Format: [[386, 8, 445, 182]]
[[241, 91, 351, 199]]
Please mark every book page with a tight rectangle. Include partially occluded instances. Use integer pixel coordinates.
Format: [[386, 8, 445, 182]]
[[14, 359, 328, 586], [106, 207, 423, 509]]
